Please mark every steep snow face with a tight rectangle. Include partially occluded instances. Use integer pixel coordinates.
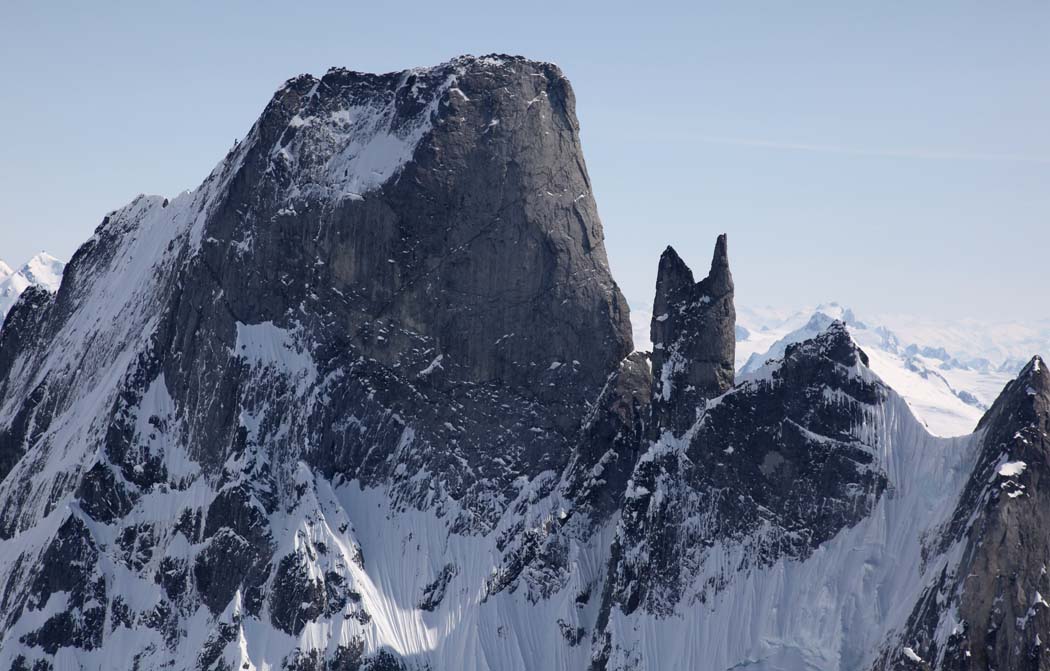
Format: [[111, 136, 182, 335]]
[[0, 120, 258, 667], [875, 355, 1050, 669], [0, 301, 984, 671], [0, 252, 65, 320]]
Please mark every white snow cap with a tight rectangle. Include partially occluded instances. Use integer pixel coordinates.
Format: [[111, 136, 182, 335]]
[[0, 251, 66, 320], [20, 251, 64, 288]]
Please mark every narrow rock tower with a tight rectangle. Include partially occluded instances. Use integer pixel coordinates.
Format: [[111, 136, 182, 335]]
[[649, 234, 735, 433]]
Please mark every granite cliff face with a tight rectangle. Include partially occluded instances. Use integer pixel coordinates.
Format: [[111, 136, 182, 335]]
[[0, 55, 1045, 671], [649, 236, 735, 434]]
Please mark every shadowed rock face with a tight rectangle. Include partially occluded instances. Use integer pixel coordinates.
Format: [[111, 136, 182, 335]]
[[649, 234, 735, 434]]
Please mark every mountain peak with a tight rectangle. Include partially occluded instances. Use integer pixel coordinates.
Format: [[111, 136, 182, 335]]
[[1020, 354, 1048, 388], [19, 252, 63, 288], [320, 54, 557, 80], [794, 319, 869, 368], [711, 232, 728, 268], [246, 54, 580, 215], [652, 235, 732, 315], [654, 245, 695, 299], [706, 232, 732, 295], [975, 353, 1049, 434], [650, 235, 736, 432]]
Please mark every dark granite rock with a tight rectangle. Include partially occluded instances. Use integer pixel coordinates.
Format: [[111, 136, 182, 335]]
[[650, 235, 735, 434]]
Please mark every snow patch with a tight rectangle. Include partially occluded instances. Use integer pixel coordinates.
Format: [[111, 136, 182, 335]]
[[903, 646, 925, 663], [419, 354, 444, 377], [997, 460, 1027, 477]]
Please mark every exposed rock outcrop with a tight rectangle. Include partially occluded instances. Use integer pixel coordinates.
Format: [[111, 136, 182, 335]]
[[650, 235, 735, 434]]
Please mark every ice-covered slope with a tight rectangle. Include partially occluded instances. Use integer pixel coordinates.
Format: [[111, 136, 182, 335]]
[[18, 252, 64, 289], [0, 252, 65, 320], [879, 356, 1050, 669]]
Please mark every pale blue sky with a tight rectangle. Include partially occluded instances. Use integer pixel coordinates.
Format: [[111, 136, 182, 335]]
[[1, 2, 1047, 320]]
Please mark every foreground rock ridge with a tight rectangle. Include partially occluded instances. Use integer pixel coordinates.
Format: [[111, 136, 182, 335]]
[[0, 55, 1044, 671]]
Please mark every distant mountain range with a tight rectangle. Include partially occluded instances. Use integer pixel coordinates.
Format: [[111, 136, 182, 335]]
[[633, 302, 1049, 436], [0, 252, 65, 319]]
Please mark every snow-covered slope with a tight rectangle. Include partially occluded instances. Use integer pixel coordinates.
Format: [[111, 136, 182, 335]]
[[0, 252, 65, 320], [18, 252, 64, 289]]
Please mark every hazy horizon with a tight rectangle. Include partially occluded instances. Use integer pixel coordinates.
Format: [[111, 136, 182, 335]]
[[2, 2, 1047, 322]]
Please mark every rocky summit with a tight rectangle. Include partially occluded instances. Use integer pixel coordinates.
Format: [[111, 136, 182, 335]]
[[0, 55, 1046, 671]]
